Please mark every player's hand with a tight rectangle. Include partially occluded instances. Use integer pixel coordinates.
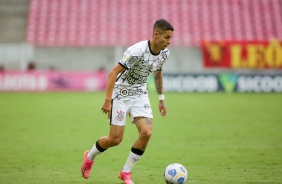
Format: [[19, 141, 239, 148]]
[[158, 100, 167, 117], [101, 99, 111, 119]]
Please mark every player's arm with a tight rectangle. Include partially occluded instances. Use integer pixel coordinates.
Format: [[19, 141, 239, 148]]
[[153, 70, 167, 117], [101, 64, 126, 118]]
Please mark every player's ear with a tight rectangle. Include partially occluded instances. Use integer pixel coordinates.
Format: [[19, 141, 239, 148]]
[[153, 30, 159, 38]]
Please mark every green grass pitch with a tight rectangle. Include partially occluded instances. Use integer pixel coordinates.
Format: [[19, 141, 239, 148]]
[[0, 92, 281, 184]]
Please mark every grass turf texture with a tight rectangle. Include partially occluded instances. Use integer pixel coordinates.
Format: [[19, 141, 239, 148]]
[[0, 92, 281, 184]]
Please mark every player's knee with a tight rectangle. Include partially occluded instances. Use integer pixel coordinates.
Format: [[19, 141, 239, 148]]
[[140, 129, 152, 140], [108, 137, 122, 146]]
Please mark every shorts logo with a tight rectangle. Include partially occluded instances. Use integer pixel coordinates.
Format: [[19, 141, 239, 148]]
[[144, 104, 150, 109], [116, 110, 125, 121]]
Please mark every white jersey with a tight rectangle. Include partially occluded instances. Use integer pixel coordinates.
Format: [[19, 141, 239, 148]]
[[112, 40, 170, 100]]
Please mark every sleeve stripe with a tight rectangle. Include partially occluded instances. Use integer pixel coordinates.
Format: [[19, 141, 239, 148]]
[[118, 62, 129, 70]]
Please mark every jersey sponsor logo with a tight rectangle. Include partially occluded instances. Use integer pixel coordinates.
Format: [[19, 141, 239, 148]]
[[120, 88, 144, 97], [120, 88, 129, 96]]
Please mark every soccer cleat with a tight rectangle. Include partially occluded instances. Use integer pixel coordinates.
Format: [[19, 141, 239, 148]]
[[81, 150, 94, 179], [118, 171, 134, 184]]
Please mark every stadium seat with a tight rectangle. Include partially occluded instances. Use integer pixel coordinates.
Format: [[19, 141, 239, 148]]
[[26, 0, 282, 46]]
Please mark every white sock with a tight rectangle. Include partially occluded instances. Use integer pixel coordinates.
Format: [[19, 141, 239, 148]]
[[122, 151, 143, 172], [87, 143, 102, 161]]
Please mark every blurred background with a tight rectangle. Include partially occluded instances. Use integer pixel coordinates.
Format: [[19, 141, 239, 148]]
[[0, 0, 281, 93]]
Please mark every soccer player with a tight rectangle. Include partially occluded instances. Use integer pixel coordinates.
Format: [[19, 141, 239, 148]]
[[81, 19, 174, 184]]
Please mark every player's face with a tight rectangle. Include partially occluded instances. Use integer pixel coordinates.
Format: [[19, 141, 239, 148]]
[[155, 30, 173, 50]]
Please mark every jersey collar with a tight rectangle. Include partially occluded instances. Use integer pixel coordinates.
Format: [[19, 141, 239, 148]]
[[148, 40, 160, 56]]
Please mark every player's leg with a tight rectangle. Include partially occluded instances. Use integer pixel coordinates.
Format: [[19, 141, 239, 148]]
[[81, 98, 127, 179], [133, 116, 153, 149], [81, 125, 125, 179], [123, 117, 153, 172], [119, 117, 152, 184], [88, 124, 125, 159]]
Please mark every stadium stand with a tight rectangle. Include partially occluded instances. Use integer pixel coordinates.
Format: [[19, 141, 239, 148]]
[[26, 0, 282, 47], [0, 0, 29, 43]]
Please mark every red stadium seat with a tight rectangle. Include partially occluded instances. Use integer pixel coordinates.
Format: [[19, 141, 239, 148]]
[[26, 0, 282, 46]]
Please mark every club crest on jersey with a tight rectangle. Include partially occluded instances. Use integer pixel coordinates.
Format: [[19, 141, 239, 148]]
[[157, 59, 164, 68], [116, 110, 125, 121]]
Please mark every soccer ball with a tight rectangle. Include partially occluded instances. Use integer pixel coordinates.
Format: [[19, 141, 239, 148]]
[[163, 163, 188, 184]]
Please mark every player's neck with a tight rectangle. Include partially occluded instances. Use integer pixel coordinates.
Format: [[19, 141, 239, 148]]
[[149, 39, 161, 55]]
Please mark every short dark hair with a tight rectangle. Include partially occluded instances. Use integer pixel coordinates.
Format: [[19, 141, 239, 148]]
[[153, 19, 174, 32]]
